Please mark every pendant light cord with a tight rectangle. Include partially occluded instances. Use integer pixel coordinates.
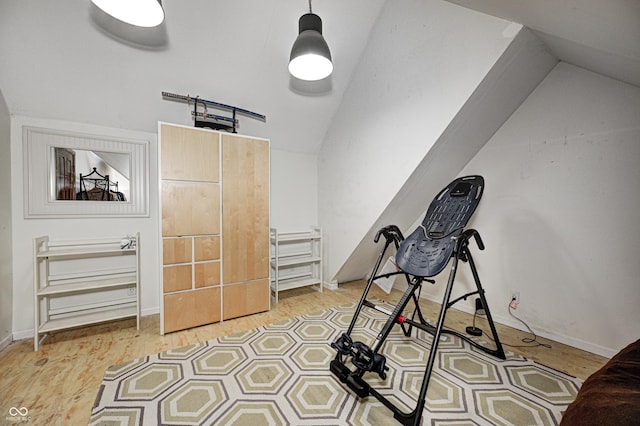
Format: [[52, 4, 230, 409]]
[[309, 0, 312, 13]]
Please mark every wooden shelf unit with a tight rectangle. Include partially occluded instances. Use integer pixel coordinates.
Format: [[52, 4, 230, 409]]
[[33, 233, 140, 351], [270, 227, 323, 303]]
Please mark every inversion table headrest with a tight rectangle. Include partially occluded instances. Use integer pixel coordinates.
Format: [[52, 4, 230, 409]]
[[395, 175, 484, 277]]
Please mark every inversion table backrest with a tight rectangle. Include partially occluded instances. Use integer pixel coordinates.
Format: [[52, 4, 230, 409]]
[[395, 175, 484, 277]]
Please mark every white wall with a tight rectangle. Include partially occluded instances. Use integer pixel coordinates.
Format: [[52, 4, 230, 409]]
[[333, 29, 556, 283], [270, 150, 318, 232], [10, 116, 160, 339], [8, 116, 319, 339], [0, 89, 12, 349], [412, 63, 640, 357], [318, 0, 521, 283]]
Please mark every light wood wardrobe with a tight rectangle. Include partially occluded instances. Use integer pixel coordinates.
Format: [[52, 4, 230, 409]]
[[159, 123, 270, 334]]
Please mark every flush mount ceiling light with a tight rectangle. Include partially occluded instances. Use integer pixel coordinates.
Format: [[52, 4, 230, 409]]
[[91, 0, 165, 28], [288, 0, 333, 81]]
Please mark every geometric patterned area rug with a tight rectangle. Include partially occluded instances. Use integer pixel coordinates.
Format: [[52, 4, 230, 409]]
[[89, 302, 582, 426]]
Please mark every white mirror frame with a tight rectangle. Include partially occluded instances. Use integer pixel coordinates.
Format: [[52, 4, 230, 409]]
[[23, 126, 149, 218]]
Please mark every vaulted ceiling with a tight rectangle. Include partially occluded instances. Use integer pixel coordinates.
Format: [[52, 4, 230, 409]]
[[0, 0, 386, 153], [0, 0, 638, 154], [445, 0, 640, 89]]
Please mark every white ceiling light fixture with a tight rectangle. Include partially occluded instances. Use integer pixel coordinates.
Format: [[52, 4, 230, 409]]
[[91, 0, 165, 28], [288, 0, 333, 81]]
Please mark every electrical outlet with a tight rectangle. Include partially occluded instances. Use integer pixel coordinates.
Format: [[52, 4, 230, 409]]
[[511, 290, 520, 304], [127, 287, 137, 296]]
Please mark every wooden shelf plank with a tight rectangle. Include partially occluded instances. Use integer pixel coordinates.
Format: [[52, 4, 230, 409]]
[[271, 278, 321, 292], [38, 275, 137, 296], [38, 305, 137, 333], [37, 246, 136, 259], [271, 271, 313, 282], [270, 232, 321, 243], [271, 256, 321, 267], [47, 267, 136, 282]]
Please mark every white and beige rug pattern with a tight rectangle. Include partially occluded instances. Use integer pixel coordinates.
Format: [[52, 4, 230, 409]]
[[90, 303, 581, 425]]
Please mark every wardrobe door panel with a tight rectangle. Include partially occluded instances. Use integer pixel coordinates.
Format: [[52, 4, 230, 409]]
[[164, 287, 220, 333], [222, 279, 269, 320], [160, 123, 222, 335], [222, 135, 270, 284], [191, 184, 220, 235], [163, 238, 192, 265], [161, 182, 191, 236], [195, 261, 220, 288], [194, 236, 220, 261], [162, 182, 220, 237], [160, 124, 219, 182], [163, 265, 192, 293]]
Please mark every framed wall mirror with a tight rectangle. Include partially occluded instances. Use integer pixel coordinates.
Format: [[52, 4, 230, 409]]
[[23, 126, 149, 218], [54, 148, 131, 202]]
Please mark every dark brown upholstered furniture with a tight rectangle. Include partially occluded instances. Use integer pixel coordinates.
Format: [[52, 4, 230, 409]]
[[561, 339, 640, 425]]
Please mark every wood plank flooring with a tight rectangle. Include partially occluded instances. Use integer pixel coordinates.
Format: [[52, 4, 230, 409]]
[[0, 280, 608, 425]]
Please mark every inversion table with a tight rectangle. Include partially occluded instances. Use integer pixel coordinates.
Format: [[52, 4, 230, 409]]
[[330, 175, 506, 426]]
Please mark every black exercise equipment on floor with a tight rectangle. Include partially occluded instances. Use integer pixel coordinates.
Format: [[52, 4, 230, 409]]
[[330, 175, 505, 426]]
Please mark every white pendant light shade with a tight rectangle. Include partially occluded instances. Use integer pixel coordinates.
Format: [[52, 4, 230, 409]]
[[91, 0, 165, 28], [289, 13, 333, 81]]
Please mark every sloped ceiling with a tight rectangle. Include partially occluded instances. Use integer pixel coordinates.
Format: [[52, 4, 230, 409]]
[[0, 0, 386, 154], [444, 0, 640, 88]]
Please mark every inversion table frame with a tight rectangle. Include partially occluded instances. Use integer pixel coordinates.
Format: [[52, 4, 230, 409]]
[[330, 176, 506, 426]]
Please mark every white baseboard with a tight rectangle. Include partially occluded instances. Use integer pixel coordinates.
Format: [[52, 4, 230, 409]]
[[417, 292, 617, 358], [13, 329, 33, 341], [493, 312, 616, 358], [0, 333, 12, 351], [324, 280, 338, 291], [141, 307, 159, 316]]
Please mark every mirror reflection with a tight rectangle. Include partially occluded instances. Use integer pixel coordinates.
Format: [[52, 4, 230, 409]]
[[54, 148, 130, 201]]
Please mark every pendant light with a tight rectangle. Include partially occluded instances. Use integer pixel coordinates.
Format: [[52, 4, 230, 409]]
[[288, 0, 333, 81], [91, 0, 165, 28]]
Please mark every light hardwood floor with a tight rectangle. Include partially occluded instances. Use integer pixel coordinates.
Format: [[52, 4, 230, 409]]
[[0, 280, 608, 425]]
